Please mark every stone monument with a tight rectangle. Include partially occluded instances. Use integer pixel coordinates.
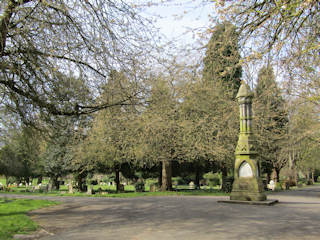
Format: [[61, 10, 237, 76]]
[[230, 81, 266, 201]]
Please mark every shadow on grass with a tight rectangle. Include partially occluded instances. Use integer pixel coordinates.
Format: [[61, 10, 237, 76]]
[[0, 211, 27, 217]]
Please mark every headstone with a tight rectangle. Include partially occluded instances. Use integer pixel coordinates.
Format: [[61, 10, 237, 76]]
[[268, 180, 275, 191], [189, 181, 195, 190], [40, 184, 48, 192], [47, 183, 53, 192], [149, 184, 157, 192], [87, 185, 93, 195], [32, 185, 40, 192], [68, 181, 73, 194], [97, 187, 103, 193]]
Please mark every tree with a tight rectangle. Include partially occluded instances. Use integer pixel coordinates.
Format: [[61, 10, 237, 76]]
[[213, 0, 319, 57], [203, 22, 242, 96], [0, 0, 154, 122], [297, 138, 320, 184], [74, 70, 138, 192], [136, 77, 182, 191], [201, 21, 242, 191], [0, 143, 18, 186], [254, 66, 288, 182], [0, 125, 43, 185], [41, 120, 74, 190], [287, 99, 320, 185], [179, 80, 237, 189], [213, 0, 320, 106]]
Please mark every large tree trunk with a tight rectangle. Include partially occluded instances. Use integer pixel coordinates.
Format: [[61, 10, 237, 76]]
[[161, 160, 172, 191], [5, 175, 9, 187], [77, 176, 84, 192], [115, 169, 120, 193], [37, 176, 43, 184], [306, 170, 313, 185], [195, 167, 201, 189], [221, 166, 228, 192], [311, 170, 315, 184], [25, 177, 30, 186], [266, 171, 271, 184], [158, 162, 162, 187], [288, 151, 298, 186], [275, 168, 280, 183], [50, 176, 60, 191]]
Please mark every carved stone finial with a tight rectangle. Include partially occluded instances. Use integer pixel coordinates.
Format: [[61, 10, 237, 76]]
[[236, 81, 253, 99]]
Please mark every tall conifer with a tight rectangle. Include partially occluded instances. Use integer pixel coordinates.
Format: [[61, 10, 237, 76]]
[[254, 66, 288, 182], [203, 22, 242, 96]]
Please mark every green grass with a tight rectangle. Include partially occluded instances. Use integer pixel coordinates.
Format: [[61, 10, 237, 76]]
[[1, 188, 228, 198], [0, 177, 227, 198], [1, 177, 226, 198], [101, 190, 228, 198], [0, 198, 59, 240], [0, 178, 6, 187]]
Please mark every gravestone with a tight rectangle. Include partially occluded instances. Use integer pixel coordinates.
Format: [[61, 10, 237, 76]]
[[68, 179, 73, 194], [230, 82, 266, 201], [268, 180, 275, 191], [149, 184, 158, 192], [87, 185, 93, 195], [40, 184, 48, 193], [189, 181, 195, 190], [119, 184, 125, 192], [47, 183, 53, 192]]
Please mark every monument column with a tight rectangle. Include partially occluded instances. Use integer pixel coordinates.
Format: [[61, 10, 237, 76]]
[[230, 81, 266, 201]]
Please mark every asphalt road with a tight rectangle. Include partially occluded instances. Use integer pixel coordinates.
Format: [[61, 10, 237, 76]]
[[2, 185, 320, 240]]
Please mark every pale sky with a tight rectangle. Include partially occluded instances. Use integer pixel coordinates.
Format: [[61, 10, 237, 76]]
[[142, 1, 214, 47]]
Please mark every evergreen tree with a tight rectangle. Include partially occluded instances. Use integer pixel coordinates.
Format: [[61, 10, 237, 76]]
[[200, 22, 242, 191], [136, 77, 181, 191], [203, 22, 242, 96], [74, 70, 138, 192], [179, 80, 237, 190], [254, 66, 288, 182]]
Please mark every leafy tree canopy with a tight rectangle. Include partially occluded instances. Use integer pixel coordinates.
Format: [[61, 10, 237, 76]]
[[0, 0, 154, 123]]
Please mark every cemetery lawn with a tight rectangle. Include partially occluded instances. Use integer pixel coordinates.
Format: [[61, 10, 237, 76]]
[[1, 189, 228, 198], [0, 198, 59, 240]]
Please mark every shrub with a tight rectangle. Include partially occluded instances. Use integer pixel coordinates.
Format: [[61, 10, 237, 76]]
[[2, 186, 13, 192], [203, 172, 221, 187], [275, 182, 282, 191], [222, 176, 234, 193], [279, 180, 289, 190], [134, 181, 145, 192], [7, 176, 17, 185], [172, 177, 186, 185], [149, 183, 159, 192], [298, 178, 308, 185], [90, 180, 98, 185]]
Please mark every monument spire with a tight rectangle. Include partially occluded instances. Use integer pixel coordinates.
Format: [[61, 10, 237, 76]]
[[230, 81, 266, 201]]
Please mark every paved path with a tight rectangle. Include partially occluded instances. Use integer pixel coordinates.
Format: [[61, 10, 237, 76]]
[[2, 185, 320, 240]]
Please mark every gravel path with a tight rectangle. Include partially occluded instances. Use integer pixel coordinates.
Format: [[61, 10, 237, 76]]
[[2, 185, 320, 240]]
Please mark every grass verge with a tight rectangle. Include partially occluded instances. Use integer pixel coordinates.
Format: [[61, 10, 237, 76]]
[[1, 189, 228, 198], [0, 198, 59, 240]]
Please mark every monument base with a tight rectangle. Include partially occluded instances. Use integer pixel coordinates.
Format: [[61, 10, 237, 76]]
[[230, 177, 266, 201], [218, 199, 278, 206]]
